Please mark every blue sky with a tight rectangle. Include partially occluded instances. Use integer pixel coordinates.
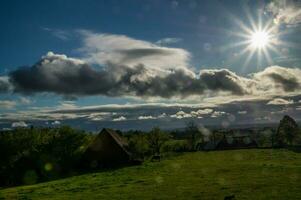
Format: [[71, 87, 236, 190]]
[[0, 0, 301, 130], [1, 0, 286, 71]]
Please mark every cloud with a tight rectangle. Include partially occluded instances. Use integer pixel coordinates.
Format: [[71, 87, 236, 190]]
[[158, 113, 167, 118], [2, 94, 301, 130], [7, 52, 301, 102], [190, 108, 213, 117], [265, 0, 301, 26], [170, 108, 214, 119], [51, 120, 61, 125], [19, 97, 32, 105], [11, 121, 28, 128], [112, 116, 127, 121], [3, 32, 301, 100], [58, 101, 77, 110], [237, 110, 247, 115], [156, 38, 182, 45], [0, 76, 12, 93], [43, 28, 70, 40], [253, 66, 301, 92], [170, 111, 192, 119], [211, 111, 227, 118], [78, 31, 190, 70], [199, 69, 254, 95], [138, 115, 154, 120], [86, 112, 111, 121], [9, 52, 255, 98], [0, 100, 16, 109], [267, 98, 294, 105]]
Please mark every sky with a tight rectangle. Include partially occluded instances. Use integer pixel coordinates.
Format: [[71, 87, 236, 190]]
[[0, 0, 301, 131]]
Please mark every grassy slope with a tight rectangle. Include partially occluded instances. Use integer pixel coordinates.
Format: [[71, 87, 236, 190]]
[[1, 149, 301, 200]]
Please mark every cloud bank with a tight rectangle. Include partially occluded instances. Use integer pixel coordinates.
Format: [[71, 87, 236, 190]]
[[6, 51, 301, 100], [0, 32, 298, 105]]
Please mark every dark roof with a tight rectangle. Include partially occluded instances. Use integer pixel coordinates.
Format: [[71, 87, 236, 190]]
[[101, 128, 131, 156]]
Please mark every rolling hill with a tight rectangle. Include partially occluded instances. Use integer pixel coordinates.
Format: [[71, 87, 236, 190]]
[[1, 149, 301, 200]]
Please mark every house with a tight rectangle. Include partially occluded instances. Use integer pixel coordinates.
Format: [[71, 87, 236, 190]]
[[215, 135, 258, 150], [81, 128, 139, 168], [199, 133, 258, 151]]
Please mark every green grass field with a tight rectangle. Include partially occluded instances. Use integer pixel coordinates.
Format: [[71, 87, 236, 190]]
[[1, 149, 301, 200]]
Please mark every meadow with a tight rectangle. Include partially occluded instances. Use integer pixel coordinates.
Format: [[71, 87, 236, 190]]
[[1, 149, 301, 200]]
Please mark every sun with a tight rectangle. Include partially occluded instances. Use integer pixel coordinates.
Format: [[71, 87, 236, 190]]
[[225, 16, 282, 70], [250, 30, 270, 49]]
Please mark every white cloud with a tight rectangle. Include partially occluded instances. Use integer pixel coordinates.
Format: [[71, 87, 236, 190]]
[[58, 101, 78, 110], [112, 116, 127, 121], [170, 111, 192, 119], [86, 112, 111, 121], [19, 97, 32, 105], [211, 111, 227, 118], [156, 38, 182, 45], [191, 108, 213, 116], [237, 110, 247, 115], [79, 31, 190, 70], [158, 113, 167, 118], [171, 108, 213, 119], [43, 28, 70, 40], [265, 0, 301, 26], [267, 98, 294, 105], [0, 100, 16, 109], [138, 115, 154, 120], [253, 66, 301, 93], [0, 76, 13, 92], [12, 121, 28, 128], [51, 120, 61, 125]]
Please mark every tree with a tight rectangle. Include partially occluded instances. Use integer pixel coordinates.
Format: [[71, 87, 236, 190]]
[[275, 115, 299, 147], [128, 132, 149, 159], [185, 121, 203, 151], [147, 127, 169, 155], [0, 126, 92, 186]]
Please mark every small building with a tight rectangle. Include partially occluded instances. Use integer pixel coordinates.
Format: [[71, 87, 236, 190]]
[[201, 140, 218, 151], [81, 128, 137, 168], [215, 135, 258, 150]]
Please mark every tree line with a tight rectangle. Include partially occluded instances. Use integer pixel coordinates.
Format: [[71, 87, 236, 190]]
[[0, 115, 300, 187]]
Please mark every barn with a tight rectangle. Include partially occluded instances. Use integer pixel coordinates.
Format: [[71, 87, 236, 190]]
[[81, 128, 136, 168]]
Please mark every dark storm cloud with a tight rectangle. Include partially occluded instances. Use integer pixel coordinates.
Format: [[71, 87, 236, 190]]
[[8, 52, 254, 98], [199, 69, 251, 95], [5, 52, 301, 99]]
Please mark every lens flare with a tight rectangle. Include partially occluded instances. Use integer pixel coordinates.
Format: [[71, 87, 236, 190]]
[[250, 31, 269, 49]]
